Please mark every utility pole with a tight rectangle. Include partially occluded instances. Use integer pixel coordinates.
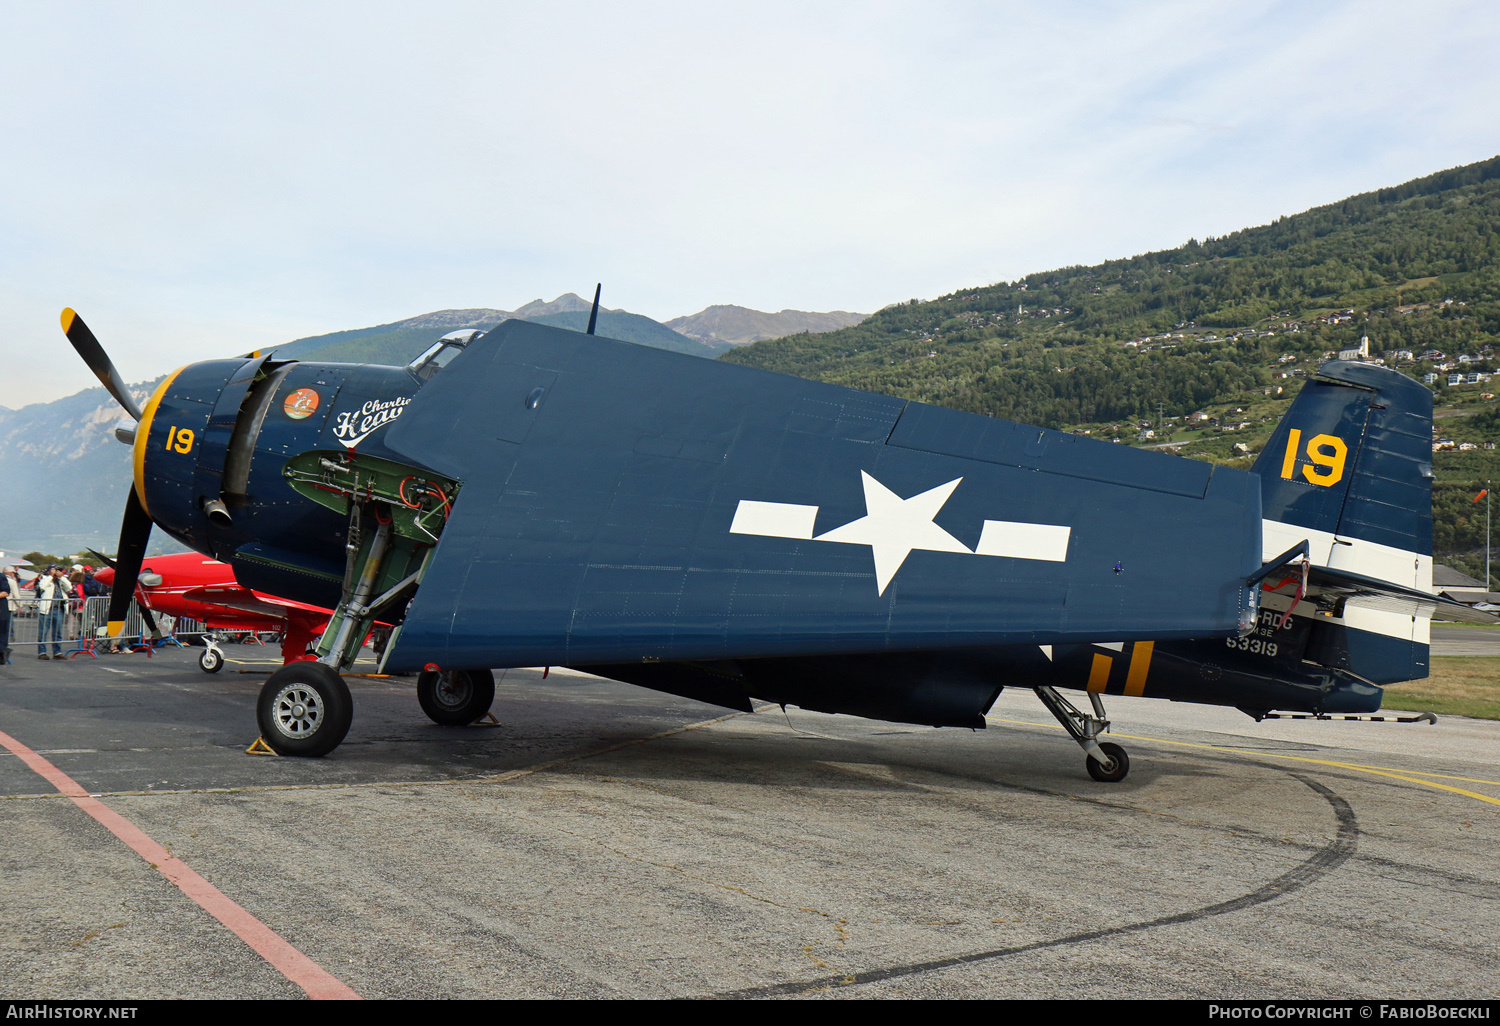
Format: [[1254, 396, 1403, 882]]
[[1476, 483, 1493, 592]]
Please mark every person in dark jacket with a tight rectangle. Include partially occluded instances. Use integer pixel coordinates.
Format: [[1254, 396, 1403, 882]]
[[0, 568, 11, 665]]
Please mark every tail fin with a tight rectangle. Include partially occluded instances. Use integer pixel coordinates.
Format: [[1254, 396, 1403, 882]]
[[1251, 361, 1435, 684], [1254, 360, 1433, 565]]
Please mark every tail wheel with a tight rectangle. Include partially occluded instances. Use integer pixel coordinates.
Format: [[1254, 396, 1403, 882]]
[[1086, 742, 1130, 783], [256, 662, 352, 756], [417, 668, 495, 726]]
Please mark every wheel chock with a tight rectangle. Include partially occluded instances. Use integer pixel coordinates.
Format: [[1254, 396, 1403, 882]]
[[474, 712, 501, 727], [245, 736, 280, 756]]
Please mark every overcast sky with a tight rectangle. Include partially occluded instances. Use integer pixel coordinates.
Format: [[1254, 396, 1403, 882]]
[[4, 0, 1499, 405]]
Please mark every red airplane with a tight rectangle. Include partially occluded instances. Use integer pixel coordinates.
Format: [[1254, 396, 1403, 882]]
[[94, 552, 330, 671]]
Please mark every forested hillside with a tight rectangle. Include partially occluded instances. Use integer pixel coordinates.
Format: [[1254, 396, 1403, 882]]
[[724, 156, 1500, 581]]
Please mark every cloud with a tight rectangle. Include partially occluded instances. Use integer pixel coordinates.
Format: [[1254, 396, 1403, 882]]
[[2, 0, 1498, 401]]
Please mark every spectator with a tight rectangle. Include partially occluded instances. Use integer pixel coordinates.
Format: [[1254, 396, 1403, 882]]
[[35, 565, 72, 659], [0, 566, 12, 665], [82, 566, 106, 598], [68, 564, 87, 635]]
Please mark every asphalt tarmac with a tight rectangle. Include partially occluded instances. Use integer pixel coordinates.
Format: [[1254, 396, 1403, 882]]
[[1431, 625, 1500, 656], [1, 644, 1496, 1000]]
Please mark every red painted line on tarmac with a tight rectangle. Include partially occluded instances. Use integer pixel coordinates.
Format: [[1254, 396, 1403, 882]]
[[0, 729, 361, 1000]]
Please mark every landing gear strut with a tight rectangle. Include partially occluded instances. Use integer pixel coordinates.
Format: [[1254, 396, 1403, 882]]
[[254, 451, 461, 756], [198, 635, 224, 673], [1033, 686, 1131, 782]]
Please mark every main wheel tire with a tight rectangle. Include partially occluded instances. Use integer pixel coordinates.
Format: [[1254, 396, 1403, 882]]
[[199, 647, 224, 673], [1086, 741, 1130, 783], [417, 668, 495, 726], [256, 662, 352, 756]]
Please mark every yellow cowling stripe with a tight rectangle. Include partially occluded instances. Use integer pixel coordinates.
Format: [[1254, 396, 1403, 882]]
[[132, 366, 188, 519]]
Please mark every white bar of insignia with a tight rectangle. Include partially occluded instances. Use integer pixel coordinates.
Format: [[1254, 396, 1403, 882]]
[[975, 520, 1071, 562], [730, 500, 820, 540]]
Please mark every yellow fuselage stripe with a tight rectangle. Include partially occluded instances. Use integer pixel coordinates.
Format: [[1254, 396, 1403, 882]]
[[1086, 654, 1113, 693], [1124, 641, 1154, 697]]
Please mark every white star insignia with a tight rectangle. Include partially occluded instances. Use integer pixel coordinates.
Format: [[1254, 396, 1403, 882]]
[[729, 471, 1072, 596], [814, 472, 969, 595]]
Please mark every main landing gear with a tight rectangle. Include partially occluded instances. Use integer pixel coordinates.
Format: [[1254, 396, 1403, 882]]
[[252, 450, 466, 756], [256, 661, 353, 757], [416, 668, 495, 726], [1033, 685, 1131, 782]]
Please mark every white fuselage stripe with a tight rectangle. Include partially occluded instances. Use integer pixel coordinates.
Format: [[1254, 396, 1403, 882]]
[[1259, 518, 1433, 644], [730, 501, 819, 540], [1261, 519, 1431, 592], [976, 520, 1070, 561]]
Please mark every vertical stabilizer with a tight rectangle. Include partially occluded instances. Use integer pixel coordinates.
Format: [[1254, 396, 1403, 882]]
[[1254, 361, 1433, 568], [1251, 361, 1434, 683]]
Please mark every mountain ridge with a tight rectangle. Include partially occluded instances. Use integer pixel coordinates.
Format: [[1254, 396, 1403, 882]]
[[665, 305, 868, 346]]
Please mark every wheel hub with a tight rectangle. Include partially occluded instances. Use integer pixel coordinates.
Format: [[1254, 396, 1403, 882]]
[[272, 685, 323, 737], [435, 673, 470, 708]]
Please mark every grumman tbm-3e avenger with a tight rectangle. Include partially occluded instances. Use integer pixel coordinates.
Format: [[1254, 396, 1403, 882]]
[[60, 300, 1480, 780]]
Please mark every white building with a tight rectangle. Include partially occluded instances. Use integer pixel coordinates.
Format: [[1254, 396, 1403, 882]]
[[1337, 336, 1370, 362]]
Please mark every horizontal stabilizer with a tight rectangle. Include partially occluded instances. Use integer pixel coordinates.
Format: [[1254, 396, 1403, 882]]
[[1308, 565, 1497, 624]]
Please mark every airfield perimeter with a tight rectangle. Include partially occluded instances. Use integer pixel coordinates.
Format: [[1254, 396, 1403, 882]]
[[1, 644, 1496, 1000]]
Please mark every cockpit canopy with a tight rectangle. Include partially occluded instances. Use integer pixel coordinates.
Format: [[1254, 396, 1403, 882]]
[[408, 328, 485, 382]]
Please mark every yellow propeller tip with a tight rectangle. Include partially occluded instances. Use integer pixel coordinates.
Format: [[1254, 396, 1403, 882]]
[[60, 308, 76, 332], [106, 620, 124, 638]]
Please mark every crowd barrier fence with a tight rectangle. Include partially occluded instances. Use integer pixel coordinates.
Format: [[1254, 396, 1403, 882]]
[[4, 594, 191, 659]]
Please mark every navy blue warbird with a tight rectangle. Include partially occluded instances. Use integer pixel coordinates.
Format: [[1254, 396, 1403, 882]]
[[62, 304, 1468, 779]]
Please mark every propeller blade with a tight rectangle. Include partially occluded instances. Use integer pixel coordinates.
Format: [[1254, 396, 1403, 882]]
[[135, 597, 164, 642], [86, 548, 117, 570], [105, 488, 152, 637], [60, 308, 144, 421]]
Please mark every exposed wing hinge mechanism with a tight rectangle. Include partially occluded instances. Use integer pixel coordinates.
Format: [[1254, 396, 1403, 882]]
[[1246, 540, 1311, 590]]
